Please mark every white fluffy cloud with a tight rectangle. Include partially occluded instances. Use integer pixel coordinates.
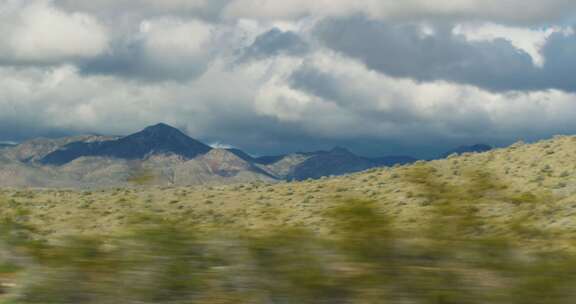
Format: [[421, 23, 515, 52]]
[[454, 23, 574, 66], [138, 18, 215, 79], [0, 0, 109, 64]]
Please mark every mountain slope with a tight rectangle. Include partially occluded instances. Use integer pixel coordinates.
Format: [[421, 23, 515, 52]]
[[41, 123, 212, 165], [2, 135, 117, 163], [260, 148, 417, 180], [170, 149, 276, 184], [226, 148, 257, 163], [286, 147, 375, 180], [0, 143, 15, 149], [0, 124, 274, 187]]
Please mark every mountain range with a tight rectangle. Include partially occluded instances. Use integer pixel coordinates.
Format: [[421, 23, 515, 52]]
[[0, 142, 16, 149], [0, 123, 490, 188]]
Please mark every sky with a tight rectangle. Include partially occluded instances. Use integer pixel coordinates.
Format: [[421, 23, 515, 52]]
[[1, 0, 576, 158]]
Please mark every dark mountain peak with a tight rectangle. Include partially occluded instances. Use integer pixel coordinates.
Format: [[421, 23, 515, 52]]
[[134, 123, 189, 140], [147, 122, 172, 129], [329, 146, 353, 155], [41, 123, 212, 165], [122, 123, 211, 156], [142, 123, 179, 133]]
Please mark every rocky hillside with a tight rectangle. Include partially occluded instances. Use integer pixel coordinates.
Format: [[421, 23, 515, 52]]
[[40, 123, 212, 165], [252, 148, 416, 181]]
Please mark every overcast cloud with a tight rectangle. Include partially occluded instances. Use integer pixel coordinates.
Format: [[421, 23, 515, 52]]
[[1, 0, 576, 157]]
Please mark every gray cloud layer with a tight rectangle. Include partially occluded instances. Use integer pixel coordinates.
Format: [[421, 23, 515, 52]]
[[238, 28, 310, 62], [314, 17, 576, 92], [1, 0, 576, 157]]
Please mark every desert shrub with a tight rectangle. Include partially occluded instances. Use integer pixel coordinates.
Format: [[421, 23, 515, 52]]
[[509, 192, 540, 205], [127, 169, 156, 186]]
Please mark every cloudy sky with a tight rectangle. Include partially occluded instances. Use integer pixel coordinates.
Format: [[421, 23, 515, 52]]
[[1, 0, 576, 157]]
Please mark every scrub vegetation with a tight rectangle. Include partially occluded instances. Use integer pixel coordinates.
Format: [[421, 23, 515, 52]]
[[2, 137, 576, 303]]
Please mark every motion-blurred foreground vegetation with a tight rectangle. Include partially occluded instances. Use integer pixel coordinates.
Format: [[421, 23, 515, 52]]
[[1, 165, 576, 303]]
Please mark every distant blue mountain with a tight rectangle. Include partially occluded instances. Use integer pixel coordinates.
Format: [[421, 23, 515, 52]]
[[259, 147, 418, 181], [286, 147, 375, 181], [368, 155, 418, 167], [36, 122, 419, 181], [226, 148, 256, 162], [254, 155, 286, 165], [0, 143, 16, 149], [41, 123, 212, 165]]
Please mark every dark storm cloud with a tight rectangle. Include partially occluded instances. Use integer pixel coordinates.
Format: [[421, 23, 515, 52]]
[[79, 41, 146, 79], [314, 17, 576, 92], [78, 17, 215, 82], [79, 40, 209, 82], [83, 26, 310, 81], [0, 120, 74, 143], [287, 61, 498, 143], [289, 65, 420, 123], [539, 31, 576, 92], [238, 28, 310, 62]]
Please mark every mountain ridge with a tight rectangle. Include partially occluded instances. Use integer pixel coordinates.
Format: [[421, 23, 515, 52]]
[[0, 123, 492, 188], [0, 142, 16, 149], [40, 123, 212, 165]]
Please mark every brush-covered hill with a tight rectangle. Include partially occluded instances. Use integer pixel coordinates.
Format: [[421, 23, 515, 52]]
[[1, 134, 575, 250], [1, 135, 576, 303]]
